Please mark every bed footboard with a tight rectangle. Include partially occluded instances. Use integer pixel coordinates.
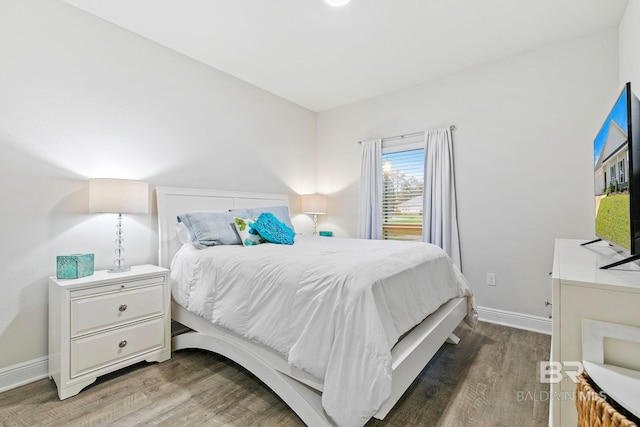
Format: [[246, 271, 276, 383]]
[[374, 296, 467, 420], [171, 296, 466, 425]]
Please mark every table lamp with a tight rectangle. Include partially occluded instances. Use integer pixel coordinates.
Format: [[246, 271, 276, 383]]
[[301, 194, 327, 236], [89, 178, 149, 272]]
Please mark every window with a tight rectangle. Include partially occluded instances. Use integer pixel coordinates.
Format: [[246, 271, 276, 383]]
[[619, 158, 626, 184], [382, 148, 424, 241]]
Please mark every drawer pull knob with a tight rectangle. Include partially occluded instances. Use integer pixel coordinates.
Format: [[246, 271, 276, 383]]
[[545, 300, 552, 307], [119, 304, 127, 312], [119, 340, 127, 348]]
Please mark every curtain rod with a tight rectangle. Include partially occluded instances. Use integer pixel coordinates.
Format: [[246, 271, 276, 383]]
[[357, 125, 456, 144]]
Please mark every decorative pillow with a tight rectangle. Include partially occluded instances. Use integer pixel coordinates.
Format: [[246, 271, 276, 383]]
[[232, 206, 295, 233], [252, 213, 295, 245], [177, 209, 250, 246], [233, 217, 266, 246], [175, 221, 192, 244]]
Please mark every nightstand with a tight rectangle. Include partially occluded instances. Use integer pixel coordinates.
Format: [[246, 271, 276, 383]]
[[48, 264, 171, 400]]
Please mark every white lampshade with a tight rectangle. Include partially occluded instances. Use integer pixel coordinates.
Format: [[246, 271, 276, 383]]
[[325, 0, 351, 6], [89, 179, 149, 214], [301, 194, 327, 215]]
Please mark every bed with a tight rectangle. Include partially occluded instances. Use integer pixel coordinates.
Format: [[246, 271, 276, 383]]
[[156, 186, 475, 427]]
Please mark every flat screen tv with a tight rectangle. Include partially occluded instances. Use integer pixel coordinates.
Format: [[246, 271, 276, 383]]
[[590, 82, 640, 268]]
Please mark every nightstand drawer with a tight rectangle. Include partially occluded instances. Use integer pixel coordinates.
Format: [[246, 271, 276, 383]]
[[70, 317, 164, 378], [71, 284, 164, 336]]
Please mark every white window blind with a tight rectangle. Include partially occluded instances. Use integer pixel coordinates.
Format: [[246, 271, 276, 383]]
[[382, 148, 424, 241]]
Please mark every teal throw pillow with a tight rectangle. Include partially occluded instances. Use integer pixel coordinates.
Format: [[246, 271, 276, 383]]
[[253, 213, 295, 245]]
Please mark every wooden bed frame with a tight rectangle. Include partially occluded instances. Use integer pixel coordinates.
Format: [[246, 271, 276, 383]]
[[156, 186, 467, 426]]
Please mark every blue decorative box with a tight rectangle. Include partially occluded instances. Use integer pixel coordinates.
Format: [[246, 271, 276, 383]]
[[319, 231, 333, 237], [56, 254, 94, 279]]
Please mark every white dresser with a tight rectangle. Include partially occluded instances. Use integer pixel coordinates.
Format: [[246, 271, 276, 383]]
[[48, 264, 171, 399], [550, 239, 640, 426]]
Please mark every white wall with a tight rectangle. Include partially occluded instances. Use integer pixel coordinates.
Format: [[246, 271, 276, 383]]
[[317, 31, 619, 318], [619, 0, 640, 88], [0, 0, 317, 370]]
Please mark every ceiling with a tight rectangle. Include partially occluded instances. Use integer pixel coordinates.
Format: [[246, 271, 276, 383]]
[[63, 0, 629, 112]]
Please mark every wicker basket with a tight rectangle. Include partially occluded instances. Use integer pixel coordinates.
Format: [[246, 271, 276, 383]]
[[576, 372, 638, 427]]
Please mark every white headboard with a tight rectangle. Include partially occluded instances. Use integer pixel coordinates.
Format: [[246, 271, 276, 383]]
[[156, 186, 290, 268]]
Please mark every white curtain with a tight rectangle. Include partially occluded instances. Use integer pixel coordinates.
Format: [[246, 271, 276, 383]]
[[358, 139, 383, 239], [423, 127, 461, 267]]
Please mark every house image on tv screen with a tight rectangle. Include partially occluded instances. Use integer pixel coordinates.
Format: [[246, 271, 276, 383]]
[[595, 119, 628, 196], [593, 88, 631, 250]]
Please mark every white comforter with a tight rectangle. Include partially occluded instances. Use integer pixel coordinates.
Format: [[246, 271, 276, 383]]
[[170, 235, 472, 427]]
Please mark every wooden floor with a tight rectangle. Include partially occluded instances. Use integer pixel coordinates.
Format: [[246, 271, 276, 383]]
[[0, 322, 550, 427]]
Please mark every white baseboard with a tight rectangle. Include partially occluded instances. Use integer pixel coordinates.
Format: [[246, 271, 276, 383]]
[[477, 306, 552, 335], [0, 356, 49, 394]]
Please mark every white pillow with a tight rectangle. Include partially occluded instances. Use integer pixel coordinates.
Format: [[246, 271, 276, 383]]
[[175, 222, 192, 244]]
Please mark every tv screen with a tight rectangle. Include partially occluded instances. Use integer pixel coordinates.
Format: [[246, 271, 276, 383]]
[[594, 86, 631, 250], [593, 82, 640, 262]]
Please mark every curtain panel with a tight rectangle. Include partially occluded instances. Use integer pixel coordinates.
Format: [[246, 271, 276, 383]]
[[423, 127, 462, 267], [358, 139, 383, 239]]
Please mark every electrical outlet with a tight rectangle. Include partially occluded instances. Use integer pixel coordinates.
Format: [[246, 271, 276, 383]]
[[486, 273, 496, 286]]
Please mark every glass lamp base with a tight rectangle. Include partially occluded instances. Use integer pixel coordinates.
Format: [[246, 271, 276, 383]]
[[109, 212, 130, 273]]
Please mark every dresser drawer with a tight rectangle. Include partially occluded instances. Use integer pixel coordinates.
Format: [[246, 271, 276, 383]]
[[71, 284, 164, 336], [70, 317, 164, 378]]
